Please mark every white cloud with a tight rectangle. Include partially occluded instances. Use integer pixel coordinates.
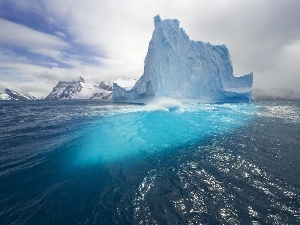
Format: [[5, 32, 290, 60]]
[[0, 18, 68, 49], [1, 0, 300, 97], [40, 0, 300, 91], [45, 16, 57, 26], [54, 31, 67, 40], [0, 57, 121, 98], [28, 48, 84, 67], [30, 48, 62, 60]]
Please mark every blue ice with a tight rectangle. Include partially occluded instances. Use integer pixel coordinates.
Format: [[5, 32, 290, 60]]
[[71, 100, 257, 167]]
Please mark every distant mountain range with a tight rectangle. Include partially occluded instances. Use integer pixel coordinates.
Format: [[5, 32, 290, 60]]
[[46, 76, 113, 100], [1, 79, 299, 101], [0, 77, 136, 101], [0, 88, 37, 100]]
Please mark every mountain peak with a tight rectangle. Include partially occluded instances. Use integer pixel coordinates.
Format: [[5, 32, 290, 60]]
[[46, 77, 113, 100], [0, 88, 37, 100], [5, 88, 13, 93], [79, 76, 85, 83]]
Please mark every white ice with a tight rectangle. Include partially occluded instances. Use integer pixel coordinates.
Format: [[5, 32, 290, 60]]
[[113, 15, 253, 103]]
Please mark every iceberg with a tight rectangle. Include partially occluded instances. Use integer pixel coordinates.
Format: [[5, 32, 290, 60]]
[[113, 15, 253, 103]]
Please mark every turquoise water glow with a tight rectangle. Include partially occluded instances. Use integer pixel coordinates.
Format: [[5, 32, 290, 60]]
[[71, 102, 257, 167]]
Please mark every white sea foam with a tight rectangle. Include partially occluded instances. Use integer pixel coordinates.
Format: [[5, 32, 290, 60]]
[[145, 97, 183, 112]]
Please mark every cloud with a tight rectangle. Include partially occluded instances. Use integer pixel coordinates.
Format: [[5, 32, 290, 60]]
[[38, 0, 300, 91], [28, 48, 85, 67], [54, 31, 67, 40], [0, 48, 118, 97], [29, 48, 62, 60], [45, 16, 57, 26], [0, 18, 69, 49], [1, 0, 300, 97], [159, 0, 300, 91]]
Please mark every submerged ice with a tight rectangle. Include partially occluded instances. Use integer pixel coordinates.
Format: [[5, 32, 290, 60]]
[[113, 15, 253, 103], [73, 102, 256, 165]]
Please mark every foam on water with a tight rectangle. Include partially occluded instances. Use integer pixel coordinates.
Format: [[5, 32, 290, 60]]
[[146, 97, 183, 112]]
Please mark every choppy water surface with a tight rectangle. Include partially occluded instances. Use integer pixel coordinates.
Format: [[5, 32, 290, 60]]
[[0, 100, 299, 224]]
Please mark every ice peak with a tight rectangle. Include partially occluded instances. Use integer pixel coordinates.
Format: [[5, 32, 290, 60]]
[[114, 15, 253, 103], [154, 15, 180, 30], [154, 15, 161, 26]]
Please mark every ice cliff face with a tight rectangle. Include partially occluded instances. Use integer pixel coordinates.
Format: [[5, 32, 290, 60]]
[[0, 89, 37, 100], [113, 15, 253, 103]]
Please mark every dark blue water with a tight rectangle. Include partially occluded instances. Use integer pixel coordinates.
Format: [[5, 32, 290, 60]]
[[0, 100, 299, 224]]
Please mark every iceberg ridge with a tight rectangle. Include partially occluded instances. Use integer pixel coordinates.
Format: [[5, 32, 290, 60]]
[[113, 15, 253, 103]]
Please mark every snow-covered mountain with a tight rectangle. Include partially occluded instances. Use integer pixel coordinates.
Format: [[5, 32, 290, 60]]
[[46, 76, 111, 100], [46, 76, 136, 100], [113, 15, 253, 103], [253, 88, 300, 100], [0, 88, 37, 100]]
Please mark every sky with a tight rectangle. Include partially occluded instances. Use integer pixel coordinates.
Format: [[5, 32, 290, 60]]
[[0, 0, 299, 98]]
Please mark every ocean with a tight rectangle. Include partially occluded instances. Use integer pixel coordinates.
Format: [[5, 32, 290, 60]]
[[0, 100, 299, 225]]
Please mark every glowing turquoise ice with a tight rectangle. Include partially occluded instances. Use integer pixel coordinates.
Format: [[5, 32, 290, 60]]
[[72, 102, 257, 167]]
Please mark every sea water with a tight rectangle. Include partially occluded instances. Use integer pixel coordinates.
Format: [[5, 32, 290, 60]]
[[0, 100, 299, 224]]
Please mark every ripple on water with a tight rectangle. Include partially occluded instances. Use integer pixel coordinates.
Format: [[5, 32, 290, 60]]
[[131, 140, 300, 224]]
